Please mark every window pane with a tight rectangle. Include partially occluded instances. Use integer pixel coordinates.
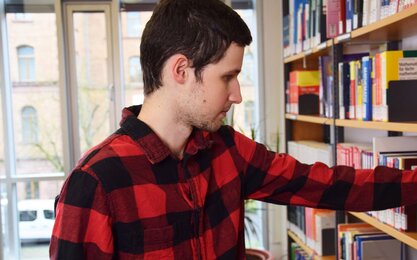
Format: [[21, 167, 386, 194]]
[[17, 180, 63, 258], [0, 183, 9, 257], [19, 210, 37, 222], [121, 10, 152, 107], [0, 85, 4, 177], [129, 56, 141, 82], [127, 12, 141, 37], [73, 12, 111, 154], [21, 106, 38, 144], [233, 9, 257, 137], [7, 12, 64, 176], [17, 46, 35, 81]]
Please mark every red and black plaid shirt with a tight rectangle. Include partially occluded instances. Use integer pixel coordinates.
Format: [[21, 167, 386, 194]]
[[50, 105, 417, 259]]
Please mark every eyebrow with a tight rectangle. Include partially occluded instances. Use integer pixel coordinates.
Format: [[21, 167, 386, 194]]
[[224, 69, 241, 75]]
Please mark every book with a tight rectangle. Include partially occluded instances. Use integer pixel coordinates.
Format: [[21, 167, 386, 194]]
[[353, 0, 363, 29], [319, 55, 333, 117], [337, 223, 379, 260], [387, 80, 417, 122], [373, 136, 417, 167], [346, 0, 354, 32], [288, 140, 333, 166], [315, 0, 328, 45], [349, 60, 357, 119], [289, 70, 320, 115], [355, 59, 363, 120], [361, 56, 372, 121], [337, 53, 368, 119], [327, 0, 340, 38], [374, 50, 417, 121], [357, 235, 401, 260], [315, 211, 336, 256], [338, 0, 346, 35], [304, 208, 334, 250]]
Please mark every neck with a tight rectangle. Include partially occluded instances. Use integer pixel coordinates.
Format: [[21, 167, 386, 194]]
[[138, 92, 192, 158]]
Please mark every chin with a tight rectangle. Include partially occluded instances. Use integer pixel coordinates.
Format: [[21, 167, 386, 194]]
[[196, 120, 222, 132]]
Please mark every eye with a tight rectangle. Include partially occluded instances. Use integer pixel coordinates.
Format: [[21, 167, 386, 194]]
[[223, 75, 235, 82]]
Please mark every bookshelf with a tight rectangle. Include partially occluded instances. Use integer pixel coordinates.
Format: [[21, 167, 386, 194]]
[[285, 114, 333, 125], [282, 0, 417, 259], [349, 212, 417, 249], [335, 119, 417, 132], [284, 39, 333, 63]]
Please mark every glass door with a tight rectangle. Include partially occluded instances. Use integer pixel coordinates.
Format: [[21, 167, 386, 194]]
[[64, 3, 117, 159]]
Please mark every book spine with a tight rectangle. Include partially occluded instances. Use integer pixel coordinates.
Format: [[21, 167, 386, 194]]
[[327, 0, 340, 38], [346, 0, 354, 32], [355, 60, 363, 120], [349, 60, 356, 119], [339, 0, 346, 34], [362, 56, 372, 121], [373, 53, 381, 121]]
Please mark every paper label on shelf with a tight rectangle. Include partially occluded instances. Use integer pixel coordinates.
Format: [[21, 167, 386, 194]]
[[399, 58, 417, 80]]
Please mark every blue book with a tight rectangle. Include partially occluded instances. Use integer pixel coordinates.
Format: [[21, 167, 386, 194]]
[[361, 56, 372, 121], [283, 15, 290, 48], [293, 0, 304, 53]]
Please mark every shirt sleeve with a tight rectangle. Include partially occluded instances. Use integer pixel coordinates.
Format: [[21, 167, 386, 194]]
[[231, 128, 417, 211], [49, 169, 114, 259]]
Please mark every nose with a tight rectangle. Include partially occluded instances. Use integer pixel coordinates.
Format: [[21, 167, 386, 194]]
[[229, 79, 242, 104]]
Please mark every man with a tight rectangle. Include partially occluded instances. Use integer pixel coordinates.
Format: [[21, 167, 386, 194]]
[[50, 0, 417, 259]]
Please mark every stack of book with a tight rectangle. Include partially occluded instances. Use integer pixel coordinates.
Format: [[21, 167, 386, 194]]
[[338, 223, 401, 260]]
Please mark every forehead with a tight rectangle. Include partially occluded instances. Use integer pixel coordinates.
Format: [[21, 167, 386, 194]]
[[208, 43, 245, 71]]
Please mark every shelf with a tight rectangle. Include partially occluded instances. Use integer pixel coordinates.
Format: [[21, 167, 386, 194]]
[[349, 212, 417, 249], [335, 119, 417, 132], [287, 230, 335, 260], [351, 4, 417, 41], [284, 40, 333, 64], [285, 114, 333, 125], [284, 52, 305, 63]]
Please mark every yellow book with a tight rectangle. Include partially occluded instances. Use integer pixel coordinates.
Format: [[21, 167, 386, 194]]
[[379, 50, 417, 121]]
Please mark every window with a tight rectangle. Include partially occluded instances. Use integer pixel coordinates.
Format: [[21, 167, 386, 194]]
[[19, 211, 37, 222], [21, 106, 38, 144], [24, 181, 39, 199], [127, 12, 141, 37], [244, 100, 255, 129], [43, 210, 55, 220], [129, 56, 142, 82], [17, 45, 35, 81], [240, 48, 254, 85], [14, 13, 32, 21]]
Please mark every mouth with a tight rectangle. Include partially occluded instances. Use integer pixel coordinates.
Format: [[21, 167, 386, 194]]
[[223, 107, 231, 113]]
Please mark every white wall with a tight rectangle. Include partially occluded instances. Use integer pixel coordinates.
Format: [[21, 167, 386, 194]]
[[258, 1, 288, 259]]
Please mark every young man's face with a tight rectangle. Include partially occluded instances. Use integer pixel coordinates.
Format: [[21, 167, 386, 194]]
[[179, 42, 244, 132]]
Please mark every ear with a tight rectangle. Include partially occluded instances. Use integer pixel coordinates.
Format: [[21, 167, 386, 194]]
[[170, 54, 190, 84]]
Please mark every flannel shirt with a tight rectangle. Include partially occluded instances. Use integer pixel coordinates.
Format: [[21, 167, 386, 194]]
[[50, 105, 417, 259]]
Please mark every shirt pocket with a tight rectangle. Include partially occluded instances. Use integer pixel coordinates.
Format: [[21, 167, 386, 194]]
[[142, 225, 175, 247], [120, 220, 193, 255]]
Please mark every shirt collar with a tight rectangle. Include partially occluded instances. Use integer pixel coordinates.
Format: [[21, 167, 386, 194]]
[[119, 105, 213, 163]]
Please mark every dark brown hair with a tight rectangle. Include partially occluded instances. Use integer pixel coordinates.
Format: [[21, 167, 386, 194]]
[[140, 0, 252, 95]]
